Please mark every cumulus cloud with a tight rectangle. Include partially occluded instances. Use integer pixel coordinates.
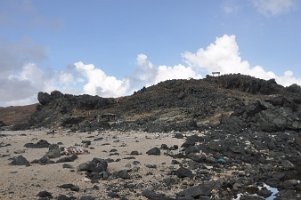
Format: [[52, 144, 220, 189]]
[[251, 0, 297, 16], [132, 54, 201, 88], [74, 62, 130, 97], [183, 34, 301, 86]]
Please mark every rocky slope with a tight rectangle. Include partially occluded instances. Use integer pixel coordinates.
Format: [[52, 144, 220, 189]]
[[25, 74, 301, 134]]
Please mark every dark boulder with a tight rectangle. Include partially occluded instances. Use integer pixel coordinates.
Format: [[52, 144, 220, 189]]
[[176, 184, 213, 199], [112, 170, 130, 179], [174, 133, 184, 139], [38, 92, 52, 105], [130, 151, 139, 155], [56, 155, 78, 163], [47, 144, 61, 158], [58, 184, 80, 192], [31, 155, 54, 165], [24, 140, 50, 148], [146, 147, 161, 155], [37, 191, 52, 198], [176, 167, 194, 178], [10, 155, 30, 166], [78, 158, 108, 180]]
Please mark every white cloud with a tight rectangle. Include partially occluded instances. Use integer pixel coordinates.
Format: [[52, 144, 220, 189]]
[[183, 34, 301, 86], [59, 72, 74, 84], [251, 0, 297, 16], [155, 65, 201, 84], [74, 61, 130, 97], [134, 54, 157, 85], [132, 54, 201, 88]]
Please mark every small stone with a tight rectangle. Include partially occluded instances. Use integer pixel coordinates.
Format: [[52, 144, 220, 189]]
[[62, 164, 73, 169], [145, 164, 157, 168], [176, 167, 194, 178], [37, 191, 52, 198], [58, 184, 80, 192], [146, 147, 160, 155], [113, 170, 130, 179], [174, 133, 184, 139], [161, 144, 169, 150], [130, 151, 139, 155], [10, 155, 30, 166]]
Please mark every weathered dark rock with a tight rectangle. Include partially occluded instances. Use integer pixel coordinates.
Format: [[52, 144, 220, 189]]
[[78, 158, 108, 180], [24, 140, 50, 148], [38, 92, 52, 105], [185, 146, 200, 155], [107, 191, 119, 198], [113, 170, 130, 179], [174, 133, 184, 139], [82, 140, 91, 146], [181, 135, 201, 148], [37, 191, 52, 198], [31, 155, 55, 165], [56, 155, 78, 163], [47, 144, 61, 158], [142, 189, 175, 200], [130, 151, 139, 155], [58, 184, 80, 192], [176, 167, 194, 178], [176, 184, 213, 198], [257, 187, 272, 198], [146, 147, 161, 155], [145, 164, 157, 168], [62, 164, 73, 169], [10, 155, 30, 166], [161, 144, 169, 150]]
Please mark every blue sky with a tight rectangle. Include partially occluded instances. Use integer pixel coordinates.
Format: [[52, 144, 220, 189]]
[[0, 0, 301, 106]]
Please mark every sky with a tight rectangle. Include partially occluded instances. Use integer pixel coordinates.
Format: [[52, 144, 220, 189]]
[[0, 0, 301, 106]]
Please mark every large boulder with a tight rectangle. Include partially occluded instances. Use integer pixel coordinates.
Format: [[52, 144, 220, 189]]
[[37, 92, 52, 105]]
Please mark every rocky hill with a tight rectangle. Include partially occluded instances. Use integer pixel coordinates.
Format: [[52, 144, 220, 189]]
[[21, 74, 301, 134]]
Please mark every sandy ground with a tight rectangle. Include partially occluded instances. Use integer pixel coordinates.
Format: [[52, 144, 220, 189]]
[[0, 129, 191, 200]]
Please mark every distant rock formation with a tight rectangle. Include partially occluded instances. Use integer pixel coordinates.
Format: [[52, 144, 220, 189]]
[[16, 73, 299, 133]]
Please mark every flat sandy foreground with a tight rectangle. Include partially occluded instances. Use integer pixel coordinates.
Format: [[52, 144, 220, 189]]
[[0, 129, 203, 200]]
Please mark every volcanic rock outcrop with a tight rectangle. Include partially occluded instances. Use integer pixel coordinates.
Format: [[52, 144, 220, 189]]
[[23, 74, 301, 134]]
